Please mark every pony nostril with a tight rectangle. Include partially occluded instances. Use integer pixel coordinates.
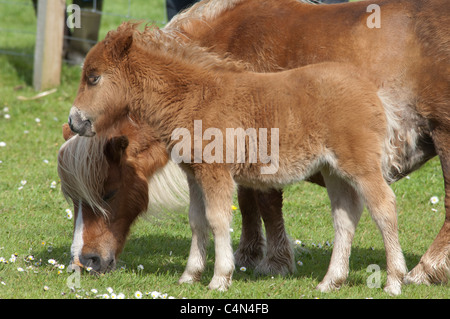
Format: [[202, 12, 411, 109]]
[[79, 253, 115, 273], [80, 253, 102, 272]]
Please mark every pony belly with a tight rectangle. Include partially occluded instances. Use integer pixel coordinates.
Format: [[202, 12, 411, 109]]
[[231, 151, 334, 190]]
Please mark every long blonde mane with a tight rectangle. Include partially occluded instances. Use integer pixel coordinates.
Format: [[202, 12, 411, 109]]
[[58, 134, 110, 216], [57, 134, 189, 217]]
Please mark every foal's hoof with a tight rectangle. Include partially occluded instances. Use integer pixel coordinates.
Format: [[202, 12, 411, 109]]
[[384, 283, 402, 296], [208, 275, 232, 291], [178, 272, 200, 285], [315, 280, 342, 293]]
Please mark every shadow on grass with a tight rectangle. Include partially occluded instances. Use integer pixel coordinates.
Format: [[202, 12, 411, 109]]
[[114, 233, 423, 285], [32, 231, 423, 293]]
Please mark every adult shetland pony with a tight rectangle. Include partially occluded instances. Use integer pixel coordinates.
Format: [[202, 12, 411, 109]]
[[162, 0, 450, 286], [69, 23, 408, 295], [58, 120, 189, 272]]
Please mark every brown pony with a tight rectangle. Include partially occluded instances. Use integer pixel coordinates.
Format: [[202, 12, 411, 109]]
[[162, 0, 450, 286], [63, 0, 450, 292], [68, 23, 409, 295], [58, 120, 189, 272]]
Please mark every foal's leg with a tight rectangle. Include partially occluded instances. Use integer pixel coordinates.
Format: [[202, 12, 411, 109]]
[[200, 168, 236, 291], [255, 188, 295, 276], [404, 127, 450, 285], [178, 176, 209, 285], [316, 173, 364, 292], [234, 186, 266, 269], [357, 173, 407, 296]]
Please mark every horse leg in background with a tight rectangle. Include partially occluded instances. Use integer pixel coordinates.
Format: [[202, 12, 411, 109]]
[[178, 175, 209, 285], [255, 188, 295, 275], [234, 186, 266, 268], [405, 127, 450, 284], [357, 172, 407, 296], [316, 173, 364, 292]]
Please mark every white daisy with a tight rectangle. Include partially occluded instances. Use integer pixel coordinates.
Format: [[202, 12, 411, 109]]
[[430, 196, 439, 205], [150, 291, 160, 299], [65, 209, 73, 219], [135, 291, 143, 299]]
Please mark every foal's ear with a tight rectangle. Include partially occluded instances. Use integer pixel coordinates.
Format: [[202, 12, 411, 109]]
[[104, 136, 129, 163], [62, 123, 75, 141], [106, 30, 133, 61]]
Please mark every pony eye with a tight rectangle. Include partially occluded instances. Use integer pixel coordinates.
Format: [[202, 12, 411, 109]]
[[102, 190, 117, 202], [88, 75, 100, 85]]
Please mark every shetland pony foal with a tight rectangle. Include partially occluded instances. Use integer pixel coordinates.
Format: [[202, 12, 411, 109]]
[[69, 25, 407, 295]]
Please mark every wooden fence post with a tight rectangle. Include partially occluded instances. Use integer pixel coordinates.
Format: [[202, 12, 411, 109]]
[[33, 0, 66, 91]]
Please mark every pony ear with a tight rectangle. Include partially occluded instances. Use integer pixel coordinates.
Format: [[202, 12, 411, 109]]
[[106, 30, 133, 61], [104, 135, 129, 163], [62, 123, 75, 141]]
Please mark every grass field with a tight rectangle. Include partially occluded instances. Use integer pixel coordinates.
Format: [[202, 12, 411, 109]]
[[0, 0, 448, 300]]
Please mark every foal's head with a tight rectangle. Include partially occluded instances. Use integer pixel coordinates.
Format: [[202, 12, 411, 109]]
[[68, 22, 247, 137], [68, 23, 136, 137], [58, 121, 177, 273]]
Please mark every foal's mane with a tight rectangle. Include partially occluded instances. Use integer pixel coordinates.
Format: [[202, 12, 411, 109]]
[[109, 22, 249, 74]]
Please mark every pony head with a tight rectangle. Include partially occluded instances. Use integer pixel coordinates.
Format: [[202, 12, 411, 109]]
[[68, 23, 136, 137], [58, 120, 188, 273]]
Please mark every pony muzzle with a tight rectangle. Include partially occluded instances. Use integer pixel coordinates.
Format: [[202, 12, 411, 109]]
[[72, 253, 116, 274], [68, 106, 96, 137]]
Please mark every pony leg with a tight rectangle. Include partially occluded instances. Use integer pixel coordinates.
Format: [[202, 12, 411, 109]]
[[255, 188, 295, 276], [178, 176, 209, 285], [405, 127, 450, 285], [316, 173, 364, 292], [358, 173, 407, 296], [199, 168, 236, 291], [234, 186, 266, 269]]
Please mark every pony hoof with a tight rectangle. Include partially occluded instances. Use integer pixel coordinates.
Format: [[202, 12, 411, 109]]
[[234, 249, 264, 269], [254, 257, 294, 276], [404, 261, 449, 285], [316, 275, 346, 293], [178, 272, 200, 285], [403, 268, 430, 286], [208, 276, 231, 291], [384, 283, 402, 296], [315, 281, 340, 293]]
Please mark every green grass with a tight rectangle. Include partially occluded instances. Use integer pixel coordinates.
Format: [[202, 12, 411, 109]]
[[0, 0, 448, 300]]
